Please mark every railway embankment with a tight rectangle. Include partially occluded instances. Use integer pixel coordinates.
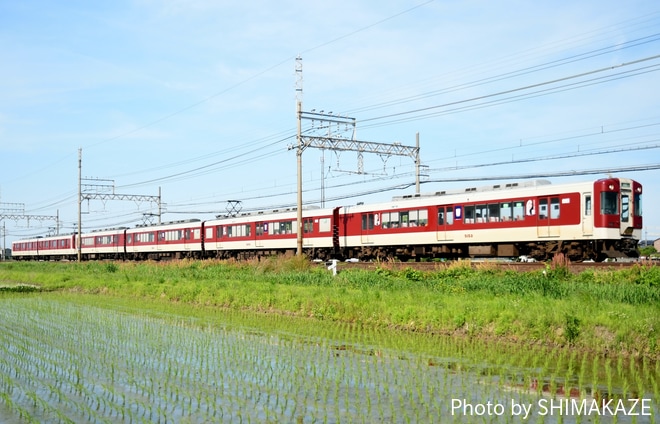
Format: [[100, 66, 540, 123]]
[[1, 257, 659, 360]]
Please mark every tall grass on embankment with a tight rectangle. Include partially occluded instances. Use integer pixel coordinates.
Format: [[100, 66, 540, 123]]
[[1, 257, 659, 359]]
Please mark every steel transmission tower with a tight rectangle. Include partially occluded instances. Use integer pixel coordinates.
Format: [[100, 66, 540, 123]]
[[77, 148, 163, 261]]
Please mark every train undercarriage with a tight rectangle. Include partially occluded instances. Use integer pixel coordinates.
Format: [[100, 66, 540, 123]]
[[334, 238, 639, 262]]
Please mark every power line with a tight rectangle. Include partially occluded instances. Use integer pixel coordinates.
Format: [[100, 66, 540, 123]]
[[359, 54, 660, 126]]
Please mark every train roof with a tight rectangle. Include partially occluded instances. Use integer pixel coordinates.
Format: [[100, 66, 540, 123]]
[[392, 180, 552, 201]]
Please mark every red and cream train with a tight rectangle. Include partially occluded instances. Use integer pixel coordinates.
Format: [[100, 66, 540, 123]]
[[12, 177, 643, 262]]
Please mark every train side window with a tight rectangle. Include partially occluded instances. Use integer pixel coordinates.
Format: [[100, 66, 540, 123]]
[[303, 219, 314, 233], [389, 212, 399, 228], [621, 195, 629, 222], [500, 203, 512, 221], [464, 205, 475, 224], [584, 195, 592, 216], [319, 218, 331, 232], [550, 197, 560, 219], [488, 204, 500, 222], [400, 211, 410, 227], [634, 193, 642, 217], [513, 201, 525, 221], [475, 204, 487, 223], [539, 199, 548, 219], [418, 209, 428, 226], [256, 223, 265, 236], [438, 207, 454, 225], [362, 213, 375, 230]]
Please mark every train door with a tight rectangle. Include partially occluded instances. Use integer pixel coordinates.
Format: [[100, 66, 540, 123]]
[[156, 231, 164, 252], [581, 193, 593, 236], [436, 206, 454, 241], [255, 222, 266, 248], [361, 213, 375, 244], [537, 197, 560, 237]]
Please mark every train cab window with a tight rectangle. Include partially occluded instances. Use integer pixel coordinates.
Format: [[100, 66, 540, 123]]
[[621, 195, 629, 222], [550, 197, 560, 219], [600, 192, 618, 215], [634, 193, 642, 217]]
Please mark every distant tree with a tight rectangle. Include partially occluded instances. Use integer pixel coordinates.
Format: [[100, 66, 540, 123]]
[[639, 246, 657, 257]]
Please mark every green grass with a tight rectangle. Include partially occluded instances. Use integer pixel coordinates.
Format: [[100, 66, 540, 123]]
[[1, 258, 659, 359]]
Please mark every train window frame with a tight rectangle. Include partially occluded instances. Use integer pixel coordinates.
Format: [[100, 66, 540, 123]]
[[362, 213, 375, 230], [539, 198, 548, 219], [475, 204, 488, 223], [550, 197, 560, 220], [438, 207, 453, 226], [513, 201, 525, 221], [621, 194, 630, 222], [256, 222, 265, 236], [500, 202, 512, 222], [417, 209, 428, 226], [488, 204, 500, 222], [319, 218, 331, 232], [303, 218, 314, 234], [600, 192, 619, 215], [464, 205, 475, 224]]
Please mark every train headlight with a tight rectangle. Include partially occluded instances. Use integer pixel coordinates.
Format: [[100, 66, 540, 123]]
[[636, 186, 642, 193], [608, 184, 614, 190]]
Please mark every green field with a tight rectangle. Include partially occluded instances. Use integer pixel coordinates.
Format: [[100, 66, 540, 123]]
[[1, 258, 659, 358]]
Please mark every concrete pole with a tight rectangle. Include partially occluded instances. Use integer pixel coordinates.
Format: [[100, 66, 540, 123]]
[[296, 100, 303, 256], [415, 132, 420, 195], [77, 148, 82, 262]]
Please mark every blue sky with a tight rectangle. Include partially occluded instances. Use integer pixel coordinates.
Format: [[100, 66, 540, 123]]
[[1, 0, 660, 245]]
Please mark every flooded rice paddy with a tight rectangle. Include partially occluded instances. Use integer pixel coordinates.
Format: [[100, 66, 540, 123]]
[[0, 294, 657, 423]]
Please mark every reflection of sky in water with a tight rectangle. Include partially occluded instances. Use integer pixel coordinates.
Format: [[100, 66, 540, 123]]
[[0, 297, 657, 423]]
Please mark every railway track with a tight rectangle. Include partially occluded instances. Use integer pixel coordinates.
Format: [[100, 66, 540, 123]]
[[328, 259, 656, 274]]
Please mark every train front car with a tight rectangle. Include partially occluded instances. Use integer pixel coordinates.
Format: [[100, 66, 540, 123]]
[[592, 177, 642, 259]]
